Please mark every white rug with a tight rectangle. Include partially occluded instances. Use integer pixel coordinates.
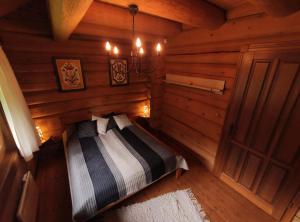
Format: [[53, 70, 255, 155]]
[[103, 189, 210, 222]]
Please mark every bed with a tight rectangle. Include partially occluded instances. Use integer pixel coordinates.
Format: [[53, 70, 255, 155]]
[[63, 118, 188, 222]]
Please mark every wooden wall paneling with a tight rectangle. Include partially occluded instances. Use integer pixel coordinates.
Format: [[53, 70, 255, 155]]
[[165, 52, 241, 65], [166, 63, 236, 78], [165, 73, 226, 94], [25, 84, 148, 106], [30, 92, 149, 118], [149, 55, 165, 128], [33, 100, 150, 139], [0, 31, 132, 55], [167, 40, 245, 55], [164, 84, 230, 110], [163, 92, 225, 125], [161, 114, 217, 170], [162, 48, 239, 171], [89, 100, 149, 117], [162, 113, 219, 155], [0, 31, 151, 140], [162, 104, 222, 142]]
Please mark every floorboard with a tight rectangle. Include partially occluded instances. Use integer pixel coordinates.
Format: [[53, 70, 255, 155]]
[[36, 139, 276, 222]]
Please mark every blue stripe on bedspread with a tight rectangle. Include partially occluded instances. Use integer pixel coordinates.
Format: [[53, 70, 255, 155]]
[[79, 137, 119, 209], [117, 127, 166, 181]]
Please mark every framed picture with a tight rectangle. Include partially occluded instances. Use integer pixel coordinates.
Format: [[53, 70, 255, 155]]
[[109, 58, 129, 86], [53, 58, 86, 92]]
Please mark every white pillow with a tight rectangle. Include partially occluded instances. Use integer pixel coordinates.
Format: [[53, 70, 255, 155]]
[[92, 115, 109, 135], [113, 114, 132, 130]]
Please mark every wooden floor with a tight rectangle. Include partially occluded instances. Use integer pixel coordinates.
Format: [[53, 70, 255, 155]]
[[36, 140, 277, 222]]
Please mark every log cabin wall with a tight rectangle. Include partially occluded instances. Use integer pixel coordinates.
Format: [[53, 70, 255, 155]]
[[0, 31, 151, 140], [163, 47, 240, 171], [162, 10, 300, 171], [149, 56, 165, 129]]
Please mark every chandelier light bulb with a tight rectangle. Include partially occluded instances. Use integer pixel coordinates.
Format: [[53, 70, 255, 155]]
[[139, 47, 144, 55], [113, 46, 119, 55], [105, 41, 111, 51], [136, 37, 142, 48], [156, 43, 162, 54]]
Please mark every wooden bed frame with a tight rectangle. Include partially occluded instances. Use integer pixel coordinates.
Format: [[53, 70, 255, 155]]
[[62, 119, 184, 221]]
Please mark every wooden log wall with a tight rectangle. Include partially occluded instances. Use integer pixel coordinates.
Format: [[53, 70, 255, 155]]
[[149, 55, 165, 128], [163, 11, 300, 171], [0, 31, 151, 140], [163, 51, 240, 170]]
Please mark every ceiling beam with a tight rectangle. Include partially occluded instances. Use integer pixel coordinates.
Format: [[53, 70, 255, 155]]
[[227, 2, 264, 20], [74, 22, 164, 42], [48, 0, 93, 41], [247, 0, 300, 17], [97, 0, 225, 29], [0, 0, 29, 17], [82, 2, 181, 38]]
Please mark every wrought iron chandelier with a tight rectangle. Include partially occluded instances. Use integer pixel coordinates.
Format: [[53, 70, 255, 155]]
[[104, 4, 162, 75]]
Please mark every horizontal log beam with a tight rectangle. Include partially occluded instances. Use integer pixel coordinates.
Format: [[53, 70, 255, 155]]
[[82, 1, 181, 38], [168, 13, 300, 47], [248, 0, 300, 17], [97, 0, 225, 29], [74, 22, 165, 42]]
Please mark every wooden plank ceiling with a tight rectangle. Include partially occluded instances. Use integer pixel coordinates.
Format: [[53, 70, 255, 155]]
[[1, 0, 300, 41]]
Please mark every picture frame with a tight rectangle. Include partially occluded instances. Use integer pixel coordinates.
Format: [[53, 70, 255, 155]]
[[53, 58, 86, 92], [109, 58, 129, 87]]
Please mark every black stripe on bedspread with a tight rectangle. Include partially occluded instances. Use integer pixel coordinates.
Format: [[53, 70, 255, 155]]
[[79, 137, 119, 209], [117, 128, 166, 181]]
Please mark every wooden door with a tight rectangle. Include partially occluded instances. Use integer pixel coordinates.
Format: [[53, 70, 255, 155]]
[[217, 50, 300, 220]]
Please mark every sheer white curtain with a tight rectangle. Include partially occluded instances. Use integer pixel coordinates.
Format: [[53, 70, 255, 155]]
[[0, 46, 40, 161]]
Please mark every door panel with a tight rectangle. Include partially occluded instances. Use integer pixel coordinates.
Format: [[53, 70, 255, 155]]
[[234, 61, 271, 144], [219, 50, 300, 220], [274, 98, 300, 164], [239, 154, 261, 189], [252, 61, 299, 153], [257, 164, 286, 203], [224, 144, 242, 177]]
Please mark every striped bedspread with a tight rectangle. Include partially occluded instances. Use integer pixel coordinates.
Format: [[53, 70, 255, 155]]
[[64, 124, 188, 221]]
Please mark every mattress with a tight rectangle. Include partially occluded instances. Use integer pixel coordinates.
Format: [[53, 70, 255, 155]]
[[64, 124, 188, 221]]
